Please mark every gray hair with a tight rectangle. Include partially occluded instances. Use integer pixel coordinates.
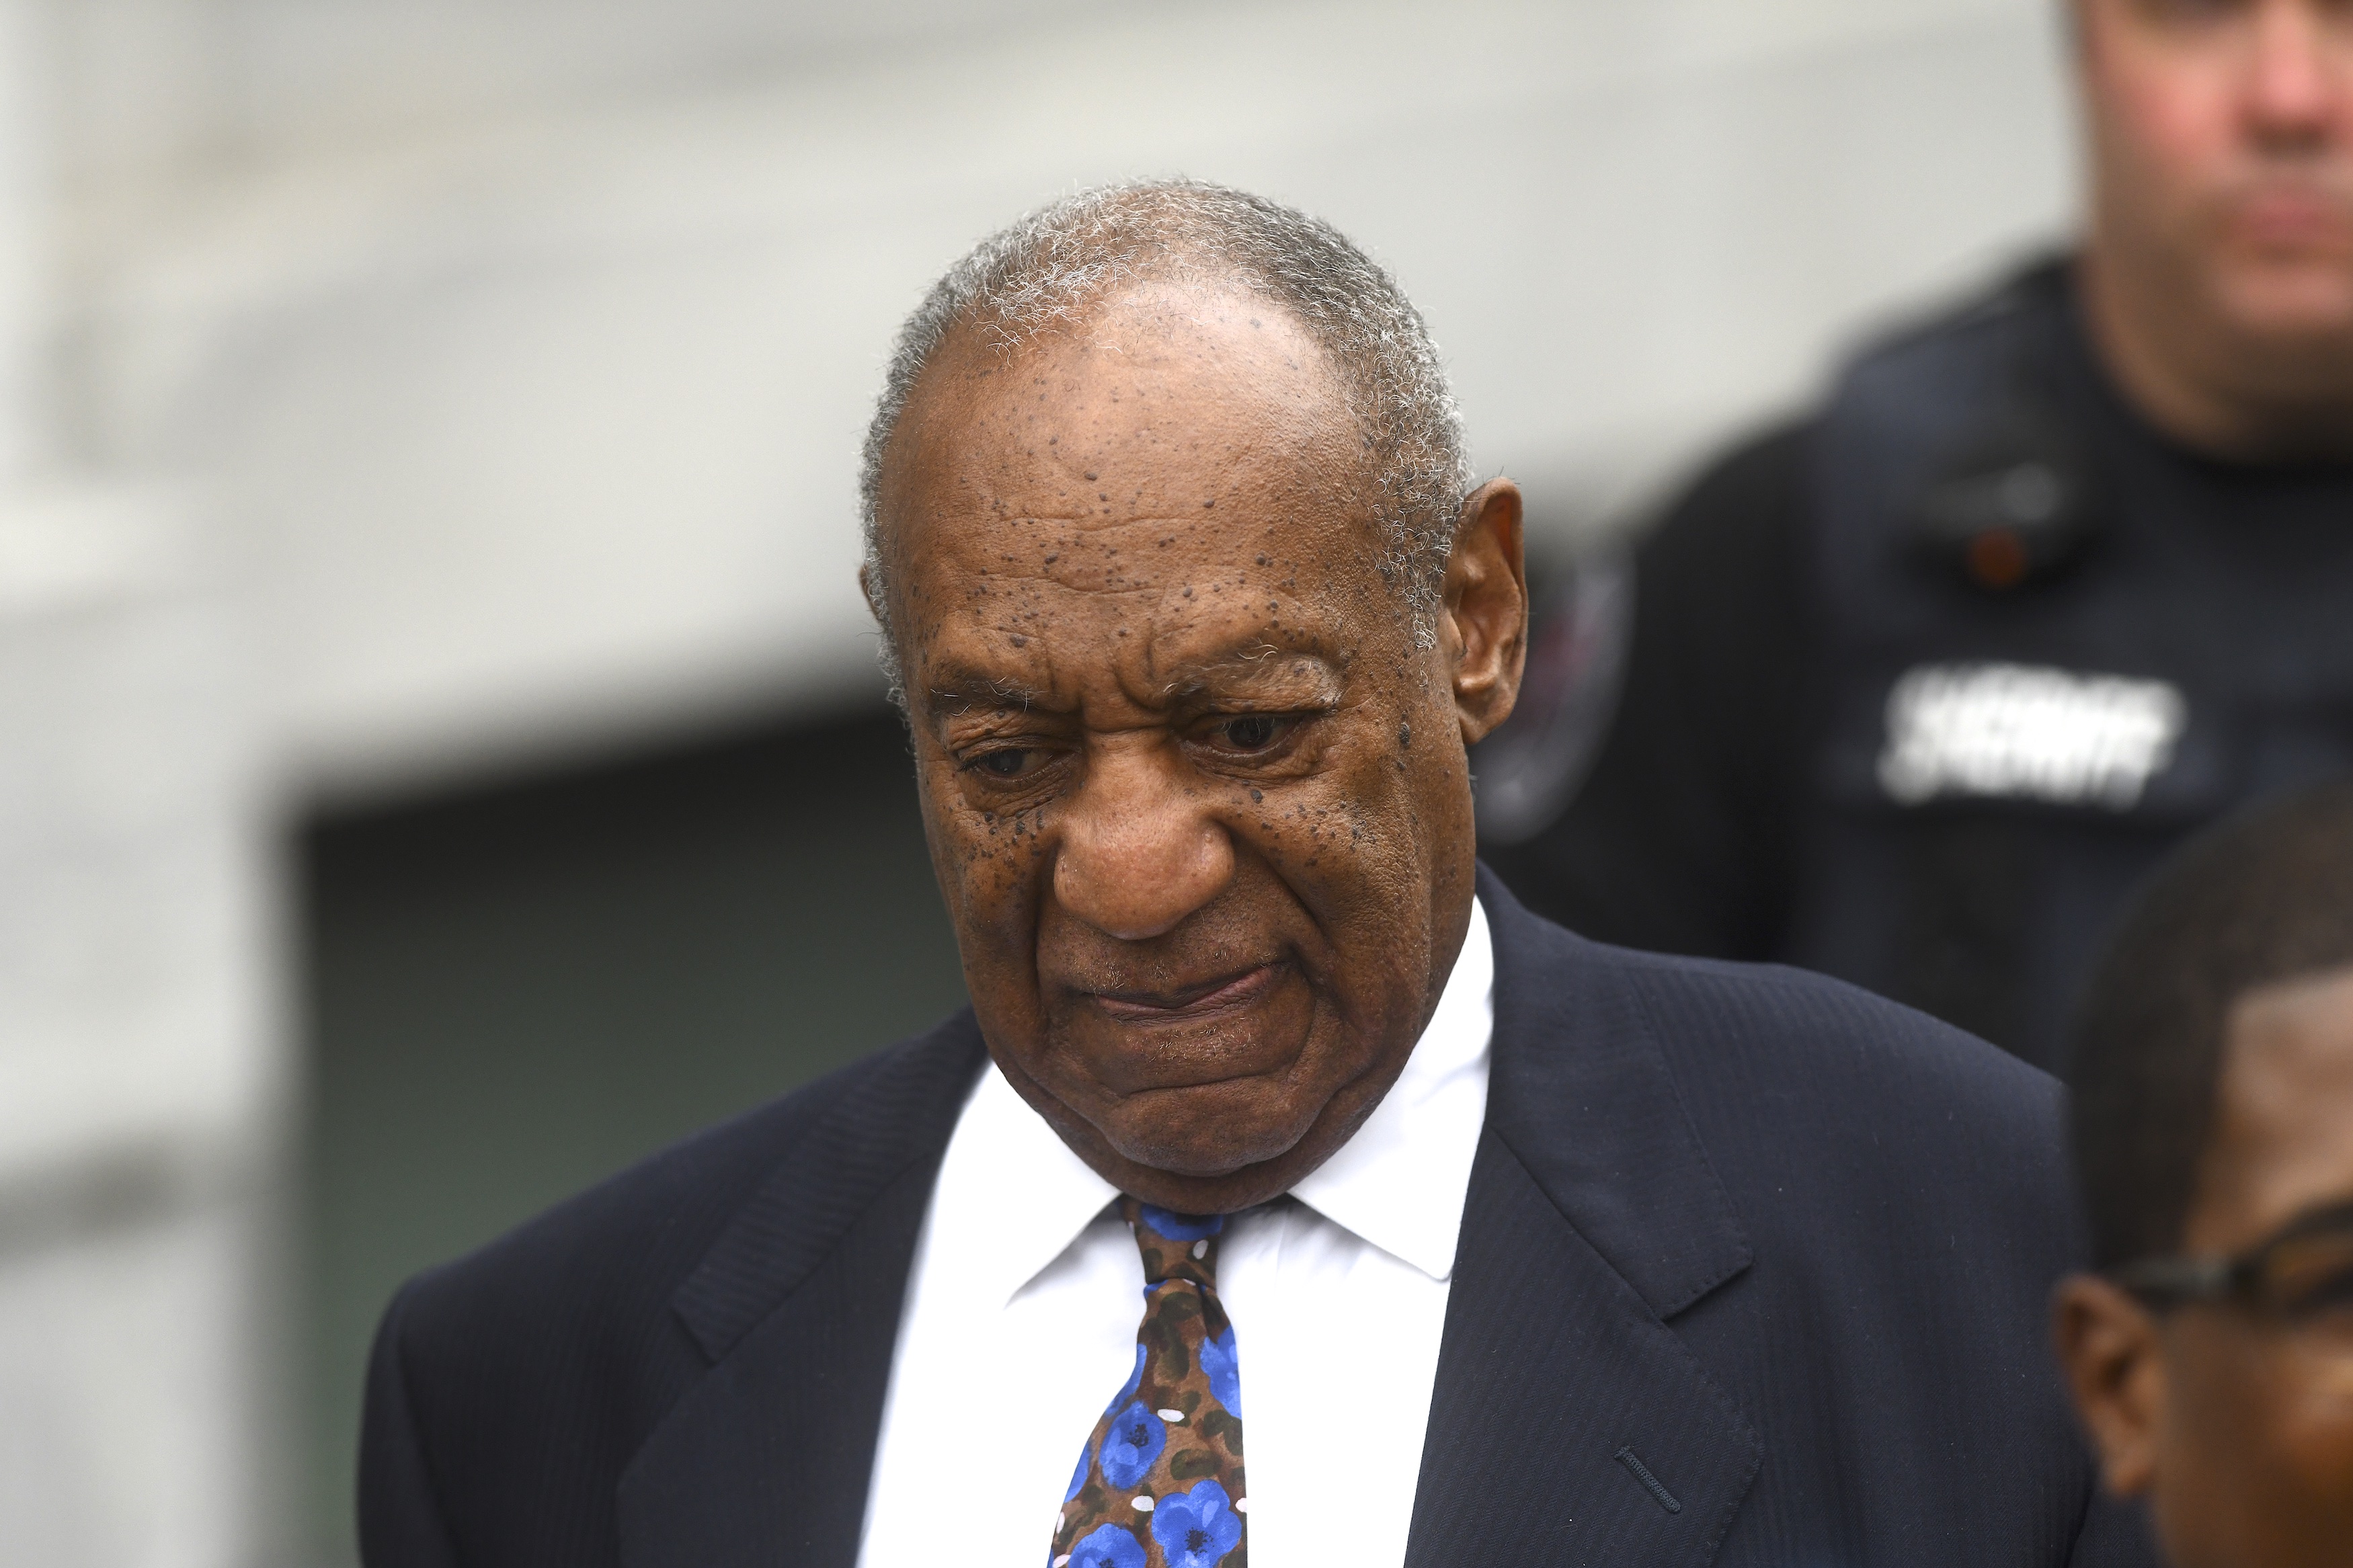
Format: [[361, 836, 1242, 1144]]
[[856, 177, 1474, 703]]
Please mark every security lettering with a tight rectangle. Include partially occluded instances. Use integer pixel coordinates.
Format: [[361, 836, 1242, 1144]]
[[1876, 662, 2186, 811]]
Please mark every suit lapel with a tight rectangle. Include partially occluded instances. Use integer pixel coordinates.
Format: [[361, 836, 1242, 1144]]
[[1406, 1131, 1761, 1565], [616, 1015, 987, 1568], [1404, 874, 1763, 1565], [612, 880, 1761, 1567]]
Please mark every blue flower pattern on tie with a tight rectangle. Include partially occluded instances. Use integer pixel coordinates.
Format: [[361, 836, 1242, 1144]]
[[1151, 1479, 1242, 1568], [1098, 1401, 1166, 1489], [1198, 1325, 1241, 1420], [1067, 1522, 1148, 1568], [1049, 1199, 1245, 1567]]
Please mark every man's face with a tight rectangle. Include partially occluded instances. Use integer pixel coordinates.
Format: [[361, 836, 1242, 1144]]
[[869, 283, 1523, 1214], [2079, 0, 2353, 346], [2057, 964, 2353, 1568]]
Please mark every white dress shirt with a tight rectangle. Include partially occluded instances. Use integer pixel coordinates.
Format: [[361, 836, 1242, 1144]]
[[856, 899, 1494, 1568]]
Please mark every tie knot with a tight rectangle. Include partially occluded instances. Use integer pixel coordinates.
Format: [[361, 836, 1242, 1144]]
[[1118, 1196, 1226, 1289]]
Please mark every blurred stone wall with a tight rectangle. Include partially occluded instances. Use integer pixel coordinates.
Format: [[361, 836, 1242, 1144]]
[[0, 1, 2075, 1561], [2, 3, 279, 1561]]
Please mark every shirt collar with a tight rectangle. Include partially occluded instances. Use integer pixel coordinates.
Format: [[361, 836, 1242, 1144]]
[[935, 1065, 1119, 1311], [949, 896, 1497, 1302]]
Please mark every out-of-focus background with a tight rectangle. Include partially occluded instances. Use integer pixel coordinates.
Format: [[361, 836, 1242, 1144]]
[[1, 1, 2074, 1561]]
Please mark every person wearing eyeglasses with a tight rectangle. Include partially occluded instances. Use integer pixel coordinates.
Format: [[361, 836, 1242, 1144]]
[[2056, 780, 2353, 1568]]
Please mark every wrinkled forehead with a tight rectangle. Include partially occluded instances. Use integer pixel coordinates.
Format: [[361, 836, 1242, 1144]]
[[874, 286, 1396, 662], [877, 285, 1370, 541]]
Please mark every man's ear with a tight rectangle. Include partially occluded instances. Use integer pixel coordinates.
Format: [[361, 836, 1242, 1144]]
[[1441, 477, 1527, 745], [2052, 1273, 2167, 1496]]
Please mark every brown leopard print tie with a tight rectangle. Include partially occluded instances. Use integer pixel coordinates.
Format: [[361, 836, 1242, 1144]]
[[1049, 1198, 1247, 1568]]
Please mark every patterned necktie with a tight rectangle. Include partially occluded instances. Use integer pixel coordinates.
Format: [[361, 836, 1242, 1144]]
[[1050, 1198, 1247, 1568]]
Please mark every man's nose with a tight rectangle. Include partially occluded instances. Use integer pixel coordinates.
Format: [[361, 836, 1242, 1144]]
[[2245, 0, 2339, 140], [1052, 737, 1235, 941]]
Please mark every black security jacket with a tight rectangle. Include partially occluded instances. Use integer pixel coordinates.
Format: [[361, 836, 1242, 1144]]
[[1483, 259, 2353, 1071], [360, 870, 2154, 1567]]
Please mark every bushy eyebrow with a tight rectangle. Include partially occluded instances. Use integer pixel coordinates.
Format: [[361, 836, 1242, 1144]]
[[1158, 645, 1344, 704], [922, 664, 1047, 716], [920, 643, 1345, 723]]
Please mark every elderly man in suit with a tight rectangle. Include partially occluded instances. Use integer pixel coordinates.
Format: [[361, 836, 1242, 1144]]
[[359, 180, 2153, 1568]]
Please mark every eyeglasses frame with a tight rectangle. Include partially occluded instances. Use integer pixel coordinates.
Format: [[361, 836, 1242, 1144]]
[[2108, 1196, 2353, 1318]]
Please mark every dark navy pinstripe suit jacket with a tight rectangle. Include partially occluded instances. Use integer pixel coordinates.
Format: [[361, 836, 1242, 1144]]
[[360, 868, 2157, 1567]]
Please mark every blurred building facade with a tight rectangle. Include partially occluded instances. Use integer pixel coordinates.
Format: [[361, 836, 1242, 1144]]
[[0, 1, 2077, 1561]]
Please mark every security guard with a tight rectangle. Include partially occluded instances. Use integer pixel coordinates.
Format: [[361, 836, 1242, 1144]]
[[1482, 0, 2353, 1071]]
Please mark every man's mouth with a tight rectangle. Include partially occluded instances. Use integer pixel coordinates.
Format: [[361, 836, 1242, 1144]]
[[2229, 181, 2353, 252], [1085, 962, 1287, 1024]]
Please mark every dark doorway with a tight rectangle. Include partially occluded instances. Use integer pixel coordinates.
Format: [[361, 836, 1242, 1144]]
[[296, 702, 967, 1560]]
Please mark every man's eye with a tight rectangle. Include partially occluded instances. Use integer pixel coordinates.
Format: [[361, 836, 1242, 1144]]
[[1210, 714, 1289, 753], [969, 747, 1040, 780], [2265, 1231, 2353, 1321]]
